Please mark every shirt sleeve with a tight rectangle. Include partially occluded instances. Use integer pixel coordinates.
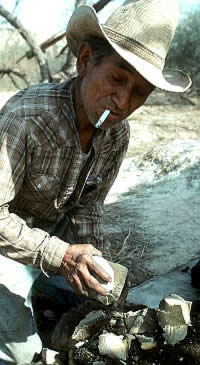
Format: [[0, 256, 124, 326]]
[[0, 112, 68, 274], [68, 125, 130, 261]]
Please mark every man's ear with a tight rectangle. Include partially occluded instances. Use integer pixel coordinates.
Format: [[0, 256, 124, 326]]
[[76, 42, 93, 77]]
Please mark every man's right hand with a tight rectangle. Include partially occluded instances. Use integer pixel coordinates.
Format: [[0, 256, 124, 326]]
[[59, 244, 112, 298]]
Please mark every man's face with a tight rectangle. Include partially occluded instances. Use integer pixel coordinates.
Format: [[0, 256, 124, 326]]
[[77, 44, 154, 129]]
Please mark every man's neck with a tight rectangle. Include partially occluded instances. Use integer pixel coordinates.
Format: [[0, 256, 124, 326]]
[[74, 78, 96, 153]]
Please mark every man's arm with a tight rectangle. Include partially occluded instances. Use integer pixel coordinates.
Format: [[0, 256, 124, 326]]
[[0, 113, 111, 296]]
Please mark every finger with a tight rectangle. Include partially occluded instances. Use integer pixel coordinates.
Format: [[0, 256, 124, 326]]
[[70, 273, 90, 298], [82, 267, 110, 296], [89, 259, 112, 283]]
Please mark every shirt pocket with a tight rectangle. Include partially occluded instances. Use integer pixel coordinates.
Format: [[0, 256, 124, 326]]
[[26, 173, 60, 202]]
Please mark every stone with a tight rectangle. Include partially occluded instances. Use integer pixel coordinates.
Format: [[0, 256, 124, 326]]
[[124, 308, 157, 335], [136, 334, 157, 350], [90, 260, 128, 305], [157, 294, 192, 344], [92, 256, 115, 293], [98, 332, 129, 361], [72, 310, 106, 341], [42, 348, 62, 365]]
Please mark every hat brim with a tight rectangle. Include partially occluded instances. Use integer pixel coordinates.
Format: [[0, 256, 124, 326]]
[[67, 5, 191, 93]]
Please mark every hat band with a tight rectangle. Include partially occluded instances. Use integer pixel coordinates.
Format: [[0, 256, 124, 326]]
[[103, 26, 164, 70]]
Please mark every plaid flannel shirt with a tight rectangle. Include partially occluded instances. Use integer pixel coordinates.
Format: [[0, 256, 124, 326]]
[[0, 79, 129, 274]]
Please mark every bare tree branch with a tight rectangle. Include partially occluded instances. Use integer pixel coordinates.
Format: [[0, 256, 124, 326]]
[[13, 0, 22, 13], [15, 0, 113, 62], [93, 0, 113, 12], [16, 31, 67, 63], [0, 4, 51, 82], [56, 44, 68, 58], [8, 73, 20, 89], [0, 68, 29, 88]]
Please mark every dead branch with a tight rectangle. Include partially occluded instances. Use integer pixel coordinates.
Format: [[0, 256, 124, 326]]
[[0, 68, 29, 88], [93, 0, 113, 12], [0, 4, 51, 82], [16, 0, 113, 62], [13, 0, 22, 13], [56, 44, 68, 58], [8, 73, 20, 89]]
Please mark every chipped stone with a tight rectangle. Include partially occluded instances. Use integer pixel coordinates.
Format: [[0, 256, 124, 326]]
[[72, 310, 106, 341], [75, 341, 84, 348], [117, 308, 157, 335], [158, 294, 192, 344], [42, 348, 62, 365], [125, 333, 135, 348], [136, 335, 157, 350], [98, 332, 129, 361], [109, 318, 117, 327], [90, 258, 128, 305]]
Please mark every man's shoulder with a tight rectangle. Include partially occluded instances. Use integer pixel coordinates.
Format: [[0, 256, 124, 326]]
[[1, 79, 73, 118]]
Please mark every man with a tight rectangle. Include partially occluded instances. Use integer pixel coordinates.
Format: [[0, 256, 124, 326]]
[[0, 0, 191, 363]]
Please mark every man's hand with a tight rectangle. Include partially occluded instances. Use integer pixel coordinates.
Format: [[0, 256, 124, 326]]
[[59, 244, 112, 297]]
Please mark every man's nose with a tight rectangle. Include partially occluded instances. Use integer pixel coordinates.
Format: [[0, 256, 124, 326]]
[[112, 86, 131, 112]]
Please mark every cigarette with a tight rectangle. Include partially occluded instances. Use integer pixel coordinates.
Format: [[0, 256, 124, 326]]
[[95, 109, 110, 128]]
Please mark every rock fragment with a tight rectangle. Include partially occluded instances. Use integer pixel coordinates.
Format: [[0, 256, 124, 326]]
[[42, 348, 62, 365], [90, 259, 128, 305], [98, 332, 129, 361], [72, 310, 106, 341], [136, 334, 157, 350], [157, 294, 192, 344], [121, 308, 157, 335]]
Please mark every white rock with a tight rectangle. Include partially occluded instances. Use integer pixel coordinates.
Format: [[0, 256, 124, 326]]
[[42, 348, 61, 365], [158, 294, 192, 344], [91, 258, 128, 305], [136, 335, 157, 350], [98, 332, 129, 361], [93, 256, 114, 292]]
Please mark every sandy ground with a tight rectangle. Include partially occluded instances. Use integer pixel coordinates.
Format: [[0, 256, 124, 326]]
[[127, 91, 200, 157]]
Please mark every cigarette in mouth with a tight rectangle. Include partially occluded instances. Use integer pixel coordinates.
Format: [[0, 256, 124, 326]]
[[95, 109, 110, 128]]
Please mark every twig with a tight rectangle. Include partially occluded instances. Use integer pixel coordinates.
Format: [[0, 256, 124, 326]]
[[140, 244, 146, 257], [8, 73, 20, 89], [122, 228, 131, 247], [0, 68, 29, 88]]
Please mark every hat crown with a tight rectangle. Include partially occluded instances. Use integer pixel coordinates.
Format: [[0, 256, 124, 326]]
[[66, 0, 191, 92], [104, 0, 179, 68]]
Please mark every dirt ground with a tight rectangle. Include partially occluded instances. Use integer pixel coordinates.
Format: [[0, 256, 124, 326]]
[[126, 91, 200, 158]]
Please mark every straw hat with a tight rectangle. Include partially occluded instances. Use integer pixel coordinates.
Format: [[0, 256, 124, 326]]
[[67, 0, 191, 92]]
